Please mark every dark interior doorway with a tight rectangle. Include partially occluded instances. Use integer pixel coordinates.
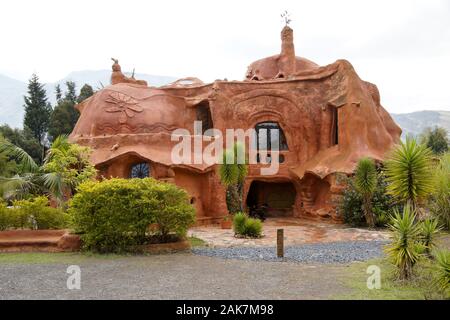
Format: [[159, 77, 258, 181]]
[[246, 181, 296, 217]]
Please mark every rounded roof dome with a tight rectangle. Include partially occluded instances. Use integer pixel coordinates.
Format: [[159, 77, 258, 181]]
[[245, 26, 319, 81], [245, 55, 319, 81]]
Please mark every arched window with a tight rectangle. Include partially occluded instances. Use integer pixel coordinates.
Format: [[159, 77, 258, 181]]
[[255, 122, 288, 151], [130, 163, 150, 178]]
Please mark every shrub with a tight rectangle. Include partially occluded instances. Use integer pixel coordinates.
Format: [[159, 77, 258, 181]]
[[13, 196, 69, 229], [233, 212, 247, 235], [68, 178, 196, 252], [385, 204, 424, 280], [151, 182, 196, 241], [0, 203, 17, 231], [233, 212, 262, 238], [0, 197, 68, 230], [433, 250, 450, 298], [243, 218, 263, 238], [341, 172, 394, 227]]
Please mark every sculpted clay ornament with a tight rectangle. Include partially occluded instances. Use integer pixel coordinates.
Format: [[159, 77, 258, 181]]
[[110, 58, 148, 86], [70, 27, 401, 224]]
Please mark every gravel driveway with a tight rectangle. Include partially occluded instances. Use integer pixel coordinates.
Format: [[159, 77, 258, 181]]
[[192, 241, 388, 264], [0, 252, 356, 300]]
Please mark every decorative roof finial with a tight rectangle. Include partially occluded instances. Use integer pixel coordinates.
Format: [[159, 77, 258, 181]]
[[281, 10, 291, 26]]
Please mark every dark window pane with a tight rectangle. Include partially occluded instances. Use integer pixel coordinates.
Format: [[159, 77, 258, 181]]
[[255, 122, 288, 151], [130, 163, 150, 178]]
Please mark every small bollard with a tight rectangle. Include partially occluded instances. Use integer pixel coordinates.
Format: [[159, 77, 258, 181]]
[[277, 229, 284, 258]]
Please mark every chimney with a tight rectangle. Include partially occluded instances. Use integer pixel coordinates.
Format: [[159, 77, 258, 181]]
[[279, 26, 296, 77]]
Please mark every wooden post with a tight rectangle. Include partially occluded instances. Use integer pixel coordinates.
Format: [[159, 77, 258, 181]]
[[277, 229, 284, 258]]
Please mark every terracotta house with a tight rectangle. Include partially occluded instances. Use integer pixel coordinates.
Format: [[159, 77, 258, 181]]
[[69, 26, 401, 225]]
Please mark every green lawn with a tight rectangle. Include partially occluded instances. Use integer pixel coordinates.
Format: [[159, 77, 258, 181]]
[[0, 237, 207, 264], [0, 252, 129, 264], [334, 232, 450, 300], [188, 236, 207, 247], [337, 259, 430, 299]]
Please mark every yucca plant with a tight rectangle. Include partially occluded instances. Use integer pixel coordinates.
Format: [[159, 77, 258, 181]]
[[385, 204, 424, 280], [354, 158, 377, 228], [385, 137, 434, 208], [429, 153, 450, 230], [420, 218, 442, 257], [433, 250, 450, 298], [219, 143, 248, 214]]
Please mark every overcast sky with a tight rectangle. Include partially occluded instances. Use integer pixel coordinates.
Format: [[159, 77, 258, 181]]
[[1, 0, 449, 114]]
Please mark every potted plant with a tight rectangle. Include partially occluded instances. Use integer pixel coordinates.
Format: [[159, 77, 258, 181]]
[[220, 215, 233, 229]]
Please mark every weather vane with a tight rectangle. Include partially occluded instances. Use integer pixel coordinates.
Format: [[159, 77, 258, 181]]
[[281, 10, 291, 26]]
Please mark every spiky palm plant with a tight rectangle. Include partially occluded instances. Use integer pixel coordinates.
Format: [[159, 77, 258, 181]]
[[0, 135, 75, 204], [430, 153, 450, 230], [385, 137, 434, 208], [354, 158, 377, 228], [219, 143, 248, 214], [420, 218, 442, 257], [434, 250, 450, 298], [0, 136, 41, 199], [385, 204, 424, 280]]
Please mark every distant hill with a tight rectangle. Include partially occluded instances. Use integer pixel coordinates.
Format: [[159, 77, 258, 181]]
[[0, 71, 177, 128], [391, 111, 450, 138], [0, 74, 27, 129]]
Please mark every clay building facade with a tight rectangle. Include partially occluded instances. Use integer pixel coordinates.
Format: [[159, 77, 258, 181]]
[[69, 26, 401, 225]]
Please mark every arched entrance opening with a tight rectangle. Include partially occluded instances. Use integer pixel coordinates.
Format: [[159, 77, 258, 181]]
[[246, 180, 296, 217]]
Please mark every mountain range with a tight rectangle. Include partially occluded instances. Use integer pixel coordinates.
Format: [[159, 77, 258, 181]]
[[0, 71, 177, 128], [0, 72, 449, 137], [391, 111, 450, 138]]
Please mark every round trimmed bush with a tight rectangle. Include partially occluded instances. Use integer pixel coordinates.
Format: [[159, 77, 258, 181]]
[[68, 178, 196, 252]]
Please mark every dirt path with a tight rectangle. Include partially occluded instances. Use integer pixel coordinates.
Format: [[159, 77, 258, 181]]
[[0, 253, 353, 300]]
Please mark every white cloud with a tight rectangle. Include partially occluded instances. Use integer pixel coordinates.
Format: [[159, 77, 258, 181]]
[[0, 0, 449, 113]]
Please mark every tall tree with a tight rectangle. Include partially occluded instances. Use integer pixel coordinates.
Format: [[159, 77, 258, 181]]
[[48, 81, 81, 141], [77, 84, 94, 103], [48, 101, 80, 140], [0, 135, 18, 177], [23, 74, 52, 150], [55, 84, 63, 103], [64, 81, 77, 104], [420, 126, 449, 155], [0, 125, 41, 165]]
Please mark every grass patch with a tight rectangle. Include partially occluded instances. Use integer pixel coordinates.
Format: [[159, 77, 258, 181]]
[[188, 236, 207, 247], [0, 252, 126, 264], [336, 257, 445, 300]]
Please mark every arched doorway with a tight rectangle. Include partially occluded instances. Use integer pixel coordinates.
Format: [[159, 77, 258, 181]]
[[246, 180, 296, 217]]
